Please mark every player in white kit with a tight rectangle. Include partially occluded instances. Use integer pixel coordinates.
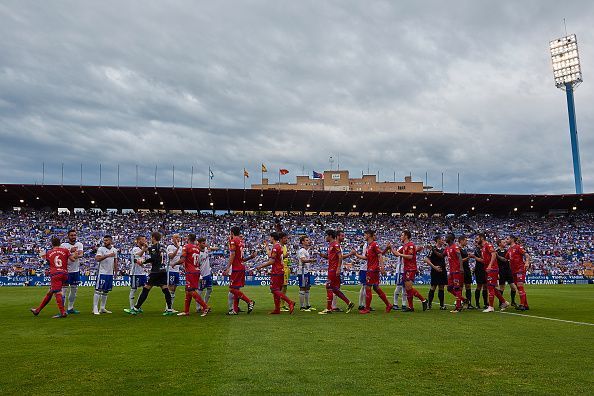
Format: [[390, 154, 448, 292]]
[[297, 236, 316, 311], [129, 236, 148, 310], [386, 242, 407, 310], [166, 234, 182, 312], [357, 241, 368, 311], [196, 237, 214, 312], [94, 235, 118, 315], [61, 229, 84, 314]]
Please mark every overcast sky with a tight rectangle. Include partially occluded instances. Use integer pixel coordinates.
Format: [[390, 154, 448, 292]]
[[0, 1, 592, 194]]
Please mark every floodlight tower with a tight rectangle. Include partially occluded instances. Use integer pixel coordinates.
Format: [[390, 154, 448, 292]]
[[550, 34, 584, 194]]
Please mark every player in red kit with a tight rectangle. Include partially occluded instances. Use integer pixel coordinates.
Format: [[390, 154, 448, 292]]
[[477, 233, 509, 312], [255, 232, 295, 314], [353, 230, 391, 314], [31, 237, 73, 318], [177, 234, 210, 317], [506, 235, 531, 310], [224, 226, 256, 315], [390, 230, 427, 312], [444, 233, 468, 313], [318, 229, 355, 315]]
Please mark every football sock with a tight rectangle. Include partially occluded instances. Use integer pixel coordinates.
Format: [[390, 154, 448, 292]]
[[170, 291, 176, 309], [304, 290, 310, 307], [493, 287, 506, 303], [162, 288, 172, 309], [135, 287, 150, 309], [326, 289, 333, 310], [359, 286, 366, 307], [482, 289, 488, 307], [393, 286, 400, 305], [93, 291, 101, 312], [466, 288, 472, 303], [374, 286, 390, 306], [273, 294, 281, 311], [332, 295, 338, 309], [37, 292, 53, 312], [227, 292, 234, 311], [68, 285, 77, 310], [475, 289, 481, 306], [518, 285, 528, 306], [55, 292, 65, 315], [511, 289, 516, 304], [204, 287, 212, 304], [129, 288, 137, 309], [184, 291, 192, 313], [428, 289, 435, 305], [401, 289, 407, 306], [438, 290, 445, 307], [365, 287, 372, 309], [299, 291, 305, 308], [333, 289, 350, 305], [272, 290, 292, 304], [192, 291, 208, 310], [100, 292, 108, 310]]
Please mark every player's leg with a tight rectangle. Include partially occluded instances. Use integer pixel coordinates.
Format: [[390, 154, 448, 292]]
[[372, 285, 391, 311], [428, 284, 436, 309], [129, 276, 138, 309], [93, 275, 104, 315], [66, 272, 79, 313], [438, 285, 445, 310], [514, 273, 529, 309], [33, 289, 54, 314], [160, 284, 174, 313], [134, 285, 152, 309], [54, 289, 66, 317], [404, 272, 427, 311], [509, 282, 518, 306]]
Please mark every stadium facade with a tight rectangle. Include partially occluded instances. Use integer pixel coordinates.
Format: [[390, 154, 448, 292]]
[[1, 183, 591, 215]]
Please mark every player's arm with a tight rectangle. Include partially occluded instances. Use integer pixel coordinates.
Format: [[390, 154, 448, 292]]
[[168, 246, 180, 260], [457, 251, 463, 265], [395, 250, 413, 259], [179, 246, 187, 264], [487, 251, 497, 270], [524, 251, 531, 271], [382, 242, 392, 255], [318, 249, 328, 259], [95, 249, 107, 262], [224, 249, 234, 276], [423, 256, 441, 272], [496, 252, 509, 263], [379, 253, 385, 274], [432, 248, 444, 258], [353, 250, 366, 260], [254, 247, 276, 270], [113, 254, 118, 275]]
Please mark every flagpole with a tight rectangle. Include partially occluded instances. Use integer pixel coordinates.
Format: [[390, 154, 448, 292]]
[[61, 163, 64, 186], [172, 165, 175, 188], [117, 164, 120, 187], [208, 166, 211, 189], [99, 163, 102, 187], [191, 166, 194, 188], [42, 162, 45, 186]]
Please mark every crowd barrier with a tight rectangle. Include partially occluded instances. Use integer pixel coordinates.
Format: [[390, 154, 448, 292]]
[[0, 274, 591, 287]]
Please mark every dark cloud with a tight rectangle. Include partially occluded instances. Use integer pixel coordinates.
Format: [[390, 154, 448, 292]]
[[1, 0, 592, 194]]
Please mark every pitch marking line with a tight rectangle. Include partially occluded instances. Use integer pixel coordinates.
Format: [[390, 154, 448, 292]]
[[499, 311, 594, 327]]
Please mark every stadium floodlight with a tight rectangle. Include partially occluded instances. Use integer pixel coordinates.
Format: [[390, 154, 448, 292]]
[[550, 34, 584, 194]]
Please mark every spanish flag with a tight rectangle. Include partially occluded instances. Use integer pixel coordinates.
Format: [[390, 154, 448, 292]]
[[261, 164, 268, 172], [244, 169, 249, 178], [279, 169, 289, 175]]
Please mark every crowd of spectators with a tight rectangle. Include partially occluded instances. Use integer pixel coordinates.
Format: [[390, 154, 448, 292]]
[[1, 210, 592, 278]]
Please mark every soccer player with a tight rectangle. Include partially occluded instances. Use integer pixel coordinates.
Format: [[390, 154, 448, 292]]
[[61, 229, 83, 314], [196, 237, 214, 312], [390, 230, 427, 312], [124, 231, 175, 316], [424, 236, 447, 310], [506, 235, 531, 310], [331, 230, 356, 312], [445, 233, 466, 313], [318, 229, 355, 315], [459, 235, 476, 309], [129, 236, 148, 310], [223, 226, 256, 315], [385, 242, 407, 310], [280, 232, 292, 312], [357, 239, 368, 311], [476, 234, 509, 312], [255, 232, 295, 314], [352, 230, 391, 314], [496, 239, 518, 307], [93, 235, 118, 315], [468, 244, 488, 309], [297, 235, 316, 311], [31, 237, 72, 318], [177, 234, 210, 316], [166, 234, 182, 312]]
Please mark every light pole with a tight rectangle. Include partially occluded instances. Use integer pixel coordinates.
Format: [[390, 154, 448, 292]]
[[550, 34, 584, 194]]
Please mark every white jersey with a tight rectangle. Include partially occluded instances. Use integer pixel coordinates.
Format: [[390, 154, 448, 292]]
[[61, 241, 83, 273], [298, 247, 311, 274], [199, 250, 211, 277], [166, 244, 182, 273], [394, 245, 404, 274], [130, 246, 146, 276], [360, 243, 368, 271], [96, 246, 117, 275]]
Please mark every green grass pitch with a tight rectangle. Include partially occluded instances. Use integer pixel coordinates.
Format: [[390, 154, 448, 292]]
[[1, 285, 593, 395]]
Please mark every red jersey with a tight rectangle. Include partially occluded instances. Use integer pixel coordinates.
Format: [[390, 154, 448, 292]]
[[183, 243, 201, 273], [506, 244, 526, 273], [366, 241, 382, 271], [270, 243, 284, 275], [327, 241, 341, 272], [401, 241, 417, 272], [229, 236, 245, 271], [481, 242, 497, 270], [46, 247, 70, 275], [445, 243, 461, 273]]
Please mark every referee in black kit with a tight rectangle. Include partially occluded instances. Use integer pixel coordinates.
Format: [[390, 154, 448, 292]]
[[124, 231, 176, 316]]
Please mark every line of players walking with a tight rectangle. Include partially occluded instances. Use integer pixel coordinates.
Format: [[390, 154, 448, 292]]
[[29, 227, 530, 318]]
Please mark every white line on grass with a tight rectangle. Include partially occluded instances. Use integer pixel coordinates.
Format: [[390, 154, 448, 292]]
[[499, 311, 594, 327]]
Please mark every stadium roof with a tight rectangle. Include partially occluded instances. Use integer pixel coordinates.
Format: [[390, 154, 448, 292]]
[[1, 184, 592, 215]]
